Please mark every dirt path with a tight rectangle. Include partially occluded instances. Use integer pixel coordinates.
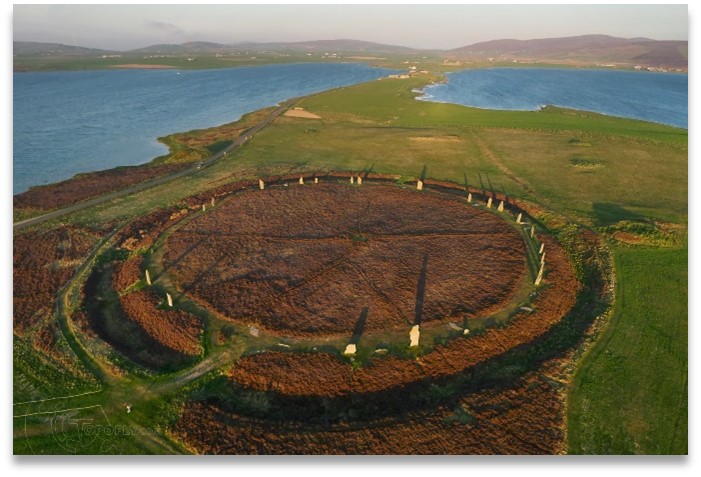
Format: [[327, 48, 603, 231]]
[[469, 130, 538, 197], [469, 130, 577, 223], [152, 348, 241, 394]]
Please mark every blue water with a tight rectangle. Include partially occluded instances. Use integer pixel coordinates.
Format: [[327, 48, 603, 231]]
[[13, 63, 395, 194], [418, 68, 687, 129]]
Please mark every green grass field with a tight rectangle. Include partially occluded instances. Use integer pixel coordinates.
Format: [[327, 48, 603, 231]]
[[568, 246, 687, 454], [14, 73, 687, 454], [14, 51, 626, 74], [12, 53, 446, 73]]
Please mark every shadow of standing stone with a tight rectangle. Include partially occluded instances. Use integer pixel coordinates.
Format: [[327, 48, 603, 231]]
[[414, 254, 428, 326]]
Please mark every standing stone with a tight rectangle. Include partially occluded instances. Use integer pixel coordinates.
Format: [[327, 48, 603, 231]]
[[314, 177, 319, 184], [344, 344, 357, 356], [211, 197, 215, 207], [516, 212, 523, 224], [299, 176, 304, 185], [409, 325, 420, 347], [467, 192, 472, 203], [357, 176, 363, 185], [258, 179, 265, 190], [497, 200, 504, 212], [350, 176, 355, 184], [145, 269, 151, 286], [417, 180, 423, 191], [539, 243, 545, 254], [202, 204, 206, 212], [486, 197, 493, 208], [166, 293, 173, 307], [534, 263, 544, 286], [530, 225, 535, 238]]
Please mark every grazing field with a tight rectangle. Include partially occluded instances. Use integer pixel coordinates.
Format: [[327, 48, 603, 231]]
[[567, 246, 687, 455], [13, 336, 99, 403], [13, 72, 686, 455], [476, 129, 688, 223]]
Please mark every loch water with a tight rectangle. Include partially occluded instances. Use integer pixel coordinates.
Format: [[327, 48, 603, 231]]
[[418, 67, 687, 129], [13, 63, 395, 193]]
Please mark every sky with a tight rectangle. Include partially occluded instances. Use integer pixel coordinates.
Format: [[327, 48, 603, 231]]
[[13, 3, 688, 51]]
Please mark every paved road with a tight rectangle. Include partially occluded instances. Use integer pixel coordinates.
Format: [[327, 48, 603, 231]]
[[13, 103, 290, 232]]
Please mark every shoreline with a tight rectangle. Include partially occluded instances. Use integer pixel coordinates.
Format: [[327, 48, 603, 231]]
[[414, 67, 688, 130], [109, 63, 177, 69], [13, 63, 396, 195]]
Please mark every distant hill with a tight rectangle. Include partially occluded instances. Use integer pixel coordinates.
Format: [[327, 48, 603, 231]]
[[239, 39, 419, 54], [127, 41, 231, 54], [630, 40, 687, 67], [453, 34, 632, 54], [14, 35, 687, 69], [13, 41, 112, 56], [450, 34, 687, 68], [128, 39, 419, 55]]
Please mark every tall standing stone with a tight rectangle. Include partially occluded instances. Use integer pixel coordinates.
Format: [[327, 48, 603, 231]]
[[530, 225, 535, 238], [314, 177, 319, 184], [202, 204, 206, 212], [409, 325, 420, 347], [516, 212, 523, 224], [350, 176, 355, 184], [417, 180, 423, 191], [259, 179, 265, 190], [535, 263, 545, 286], [166, 293, 173, 307], [357, 176, 363, 185], [299, 176, 304, 185], [211, 197, 215, 207], [486, 197, 493, 208], [467, 192, 472, 203], [145, 269, 151, 286], [497, 200, 504, 212]]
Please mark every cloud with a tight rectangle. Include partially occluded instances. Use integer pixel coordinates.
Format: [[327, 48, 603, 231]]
[[146, 20, 186, 37]]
